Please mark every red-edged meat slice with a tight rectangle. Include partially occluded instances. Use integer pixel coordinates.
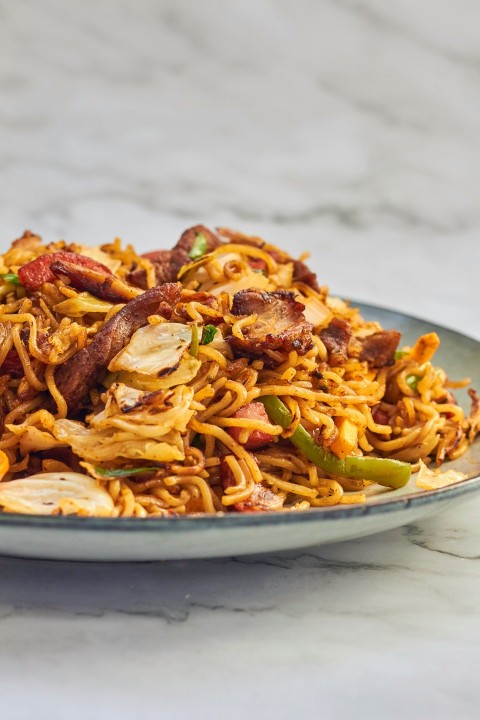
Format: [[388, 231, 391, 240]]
[[50, 258, 139, 302], [228, 402, 274, 450], [18, 251, 112, 290]]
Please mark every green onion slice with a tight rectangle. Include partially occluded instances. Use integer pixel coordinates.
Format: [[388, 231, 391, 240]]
[[201, 325, 218, 345], [94, 466, 160, 478], [188, 233, 208, 260], [0, 273, 20, 285]]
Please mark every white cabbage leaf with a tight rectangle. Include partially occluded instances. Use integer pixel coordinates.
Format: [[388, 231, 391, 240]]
[[7, 425, 65, 454], [77, 245, 122, 273], [0, 472, 114, 516], [271, 261, 294, 289], [54, 292, 114, 317], [6, 410, 65, 454], [209, 269, 274, 296], [297, 294, 332, 329], [416, 460, 467, 491], [116, 354, 200, 391], [53, 421, 185, 463], [7, 383, 194, 465], [51, 383, 194, 463], [89, 384, 194, 438], [109, 322, 197, 379], [202, 327, 231, 357]]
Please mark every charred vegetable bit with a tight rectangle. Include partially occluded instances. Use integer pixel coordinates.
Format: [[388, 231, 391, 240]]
[[95, 466, 160, 478], [260, 396, 411, 489], [188, 232, 208, 261], [0, 273, 20, 285], [190, 323, 199, 357], [201, 325, 218, 345]]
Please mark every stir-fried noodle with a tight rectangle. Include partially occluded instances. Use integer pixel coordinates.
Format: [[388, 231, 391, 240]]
[[0, 227, 477, 517]]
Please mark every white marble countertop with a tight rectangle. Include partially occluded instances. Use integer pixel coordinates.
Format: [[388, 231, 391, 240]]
[[1, 1, 480, 718]]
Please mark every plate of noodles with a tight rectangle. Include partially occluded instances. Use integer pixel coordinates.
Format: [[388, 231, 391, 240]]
[[0, 225, 478, 561]]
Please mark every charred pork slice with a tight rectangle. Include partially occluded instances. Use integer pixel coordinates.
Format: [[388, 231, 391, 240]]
[[227, 289, 313, 356], [292, 259, 320, 292], [359, 330, 401, 368], [319, 317, 352, 365], [50, 258, 141, 302], [55, 283, 182, 415], [128, 225, 222, 289]]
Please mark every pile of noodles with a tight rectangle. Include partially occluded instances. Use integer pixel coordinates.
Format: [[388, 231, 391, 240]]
[[0, 228, 477, 518]]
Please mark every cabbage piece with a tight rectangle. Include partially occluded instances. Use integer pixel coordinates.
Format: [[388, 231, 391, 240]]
[[271, 262, 294, 289], [77, 245, 122, 273], [90, 384, 194, 438], [416, 460, 467, 491], [53, 421, 184, 463], [109, 322, 195, 377], [116, 354, 200, 391], [6, 410, 65, 454], [52, 384, 194, 463], [298, 294, 332, 329], [6, 425, 66, 454], [209, 269, 274, 296], [54, 292, 114, 317], [0, 472, 114, 516]]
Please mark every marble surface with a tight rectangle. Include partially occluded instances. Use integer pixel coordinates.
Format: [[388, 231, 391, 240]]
[[1, 0, 480, 717]]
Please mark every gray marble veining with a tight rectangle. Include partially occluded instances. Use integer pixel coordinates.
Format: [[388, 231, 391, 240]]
[[1, 0, 480, 718]]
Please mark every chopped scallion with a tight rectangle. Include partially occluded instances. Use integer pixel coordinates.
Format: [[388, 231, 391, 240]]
[[0, 273, 20, 285], [201, 325, 218, 345], [94, 466, 160, 478], [188, 233, 208, 260]]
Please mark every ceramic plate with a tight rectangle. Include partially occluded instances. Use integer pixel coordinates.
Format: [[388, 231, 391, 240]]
[[0, 302, 478, 562]]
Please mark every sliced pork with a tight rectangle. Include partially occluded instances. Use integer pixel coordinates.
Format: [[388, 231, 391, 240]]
[[227, 289, 313, 357], [359, 330, 401, 368], [128, 225, 222, 289], [50, 258, 140, 303], [292, 259, 320, 292], [319, 317, 352, 365], [228, 402, 274, 450], [55, 283, 182, 415]]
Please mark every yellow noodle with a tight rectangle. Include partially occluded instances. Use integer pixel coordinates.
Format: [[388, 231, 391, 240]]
[[190, 417, 263, 484], [261, 470, 317, 499], [44, 365, 68, 419], [0, 229, 475, 518], [209, 243, 278, 273], [0, 324, 14, 368], [163, 475, 216, 514], [231, 315, 258, 339], [197, 345, 228, 368], [210, 416, 283, 435], [11, 324, 46, 391]]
